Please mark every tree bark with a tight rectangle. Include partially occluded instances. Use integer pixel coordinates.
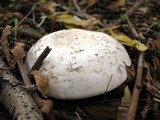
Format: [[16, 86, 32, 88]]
[[0, 58, 44, 120]]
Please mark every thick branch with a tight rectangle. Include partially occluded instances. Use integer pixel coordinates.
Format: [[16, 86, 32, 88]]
[[0, 58, 44, 120]]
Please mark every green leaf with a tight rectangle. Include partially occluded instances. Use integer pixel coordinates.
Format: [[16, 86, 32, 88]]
[[39, 0, 46, 3], [150, 21, 160, 28], [8, 17, 16, 24], [120, 14, 128, 23], [25, 28, 41, 36]]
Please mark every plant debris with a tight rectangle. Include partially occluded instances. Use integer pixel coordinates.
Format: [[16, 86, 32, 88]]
[[0, 0, 160, 120]]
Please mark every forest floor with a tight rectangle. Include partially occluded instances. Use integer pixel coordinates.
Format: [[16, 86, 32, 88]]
[[0, 0, 160, 120]]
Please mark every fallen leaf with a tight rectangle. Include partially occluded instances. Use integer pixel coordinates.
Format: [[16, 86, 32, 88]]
[[39, 0, 46, 3], [2, 12, 14, 21], [0, 25, 12, 63], [40, 1, 57, 15], [153, 97, 160, 102], [147, 38, 160, 50], [17, 115, 22, 120], [53, 13, 99, 29], [11, 42, 25, 60], [79, 0, 97, 9], [116, 0, 126, 7], [143, 61, 160, 99], [31, 70, 49, 97], [152, 56, 160, 80], [110, 30, 148, 51]]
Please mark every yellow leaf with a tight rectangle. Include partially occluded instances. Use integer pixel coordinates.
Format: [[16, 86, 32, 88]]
[[110, 30, 148, 51], [53, 13, 99, 29], [31, 70, 49, 97], [54, 14, 83, 26], [153, 97, 160, 103]]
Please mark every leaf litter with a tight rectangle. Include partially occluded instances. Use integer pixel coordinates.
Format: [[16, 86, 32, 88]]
[[0, 0, 160, 120]]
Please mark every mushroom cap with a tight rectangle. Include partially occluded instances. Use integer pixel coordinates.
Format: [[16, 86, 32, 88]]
[[25, 29, 131, 99]]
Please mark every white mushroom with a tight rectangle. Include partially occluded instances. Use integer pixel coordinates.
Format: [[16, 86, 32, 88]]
[[25, 29, 131, 99]]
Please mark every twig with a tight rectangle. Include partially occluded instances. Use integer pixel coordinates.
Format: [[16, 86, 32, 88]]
[[29, 46, 51, 74], [17, 57, 53, 115], [17, 58, 53, 114], [0, 27, 42, 39], [141, 94, 151, 120], [75, 111, 82, 120], [12, 4, 37, 31], [116, 0, 146, 24], [17, 59, 32, 85], [72, 0, 90, 19], [154, 102, 160, 120], [103, 74, 113, 105], [72, 0, 82, 13], [126, 0, 146, 18], [126, 52, 144, 120], [57, 4, 89, 19], [126, 16, 139, 39]]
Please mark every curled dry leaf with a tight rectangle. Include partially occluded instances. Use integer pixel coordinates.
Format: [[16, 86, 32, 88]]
[[40, 1, 57, 15], [11, 42, 26, 60], [0, 25, 12, 63], [143, 59, 160, 99], [146, 38, 160, 50], [31, 70, 49, 97], [116, 0, 126, 7], [1, 12, 14, 21], [152, 56, 160, 83], [79, 0, 97, 9]]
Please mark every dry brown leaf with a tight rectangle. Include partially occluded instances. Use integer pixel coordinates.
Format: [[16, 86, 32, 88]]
[[143, 61, 160, 99], [31, 70, 49, 97], [40, 1, 57, 15], [152, 56, 160, 81], [11, 42, 26, 60], [17, 115, 23, 120], [79, 0, 97, 9], [2, 12, 14, 21], [116, 0, 126, 7], [0, 25, 12, 63], [147, 38, 160, 50]]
